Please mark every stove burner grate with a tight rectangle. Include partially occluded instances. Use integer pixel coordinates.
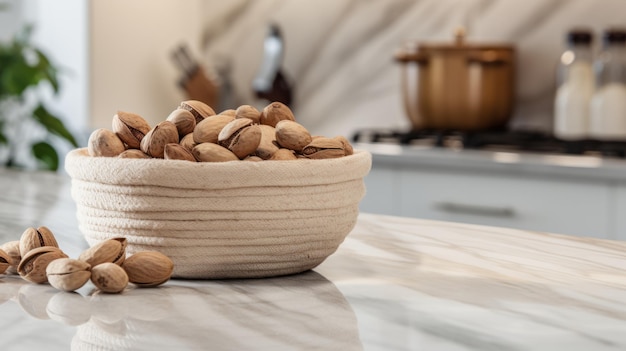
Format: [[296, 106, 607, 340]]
[[351, 129, 626, 158]]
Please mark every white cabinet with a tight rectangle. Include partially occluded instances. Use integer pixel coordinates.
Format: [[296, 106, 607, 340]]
[[361, 167, 401, 216], [360, 160, 620, 240], [613, 187, 626, 240], [397, 169, 610, 239]]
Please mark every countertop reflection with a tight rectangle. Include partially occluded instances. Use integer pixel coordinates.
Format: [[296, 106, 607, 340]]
[[3, 168, 626, 350], [1, 271, 360, 351]]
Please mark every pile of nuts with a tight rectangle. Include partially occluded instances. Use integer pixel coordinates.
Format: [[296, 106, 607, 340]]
[[87, 100, 354, 161], [0, 227, 173, 294]]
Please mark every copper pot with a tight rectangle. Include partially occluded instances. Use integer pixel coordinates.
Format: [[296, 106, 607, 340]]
[[395, 29, 516, 131]]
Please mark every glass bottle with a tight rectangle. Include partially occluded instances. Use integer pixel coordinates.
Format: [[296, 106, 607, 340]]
[[553, 29, 595, 140], [589, 29, 626, 140]]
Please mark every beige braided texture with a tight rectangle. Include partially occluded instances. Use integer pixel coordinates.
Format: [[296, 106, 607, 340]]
[[65, 148, 371, 279]]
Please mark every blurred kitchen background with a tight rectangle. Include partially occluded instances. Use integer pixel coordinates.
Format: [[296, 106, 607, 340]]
[[3, 0, 626, 240]]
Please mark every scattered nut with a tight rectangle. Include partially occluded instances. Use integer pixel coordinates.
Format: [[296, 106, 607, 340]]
[[19, 226, 59, 257], [18, 246, 68, 284], [122, 251, 173, 287], [46, 258, 91, 292], [91, 263, 128, 294], [78, 237, 127, 267], [0, 248, 11, 274], [0, 240, 21, 274]]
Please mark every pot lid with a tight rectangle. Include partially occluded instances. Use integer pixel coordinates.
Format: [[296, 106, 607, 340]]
[[396, 28, 514, 61]]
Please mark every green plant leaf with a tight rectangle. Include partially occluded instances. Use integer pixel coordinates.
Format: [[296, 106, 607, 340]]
[[35, 49, 60, 93], [33, 104, 79, 147], [0, 120, 5, 145], [31, 141, 59, 171], [2, 60, 40, 96]]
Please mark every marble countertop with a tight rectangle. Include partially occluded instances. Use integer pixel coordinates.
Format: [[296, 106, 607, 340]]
[[357, 142, 626, 182], [2, 168, 626, 350]]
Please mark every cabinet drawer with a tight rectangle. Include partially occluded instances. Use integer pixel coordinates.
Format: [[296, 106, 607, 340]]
[[613, 186, 626, 240], [399, 170, 611, 238], [360, 167, 400, 216]]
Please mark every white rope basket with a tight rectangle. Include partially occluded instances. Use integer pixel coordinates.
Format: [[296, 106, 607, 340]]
[[65, 148, 371, 279]]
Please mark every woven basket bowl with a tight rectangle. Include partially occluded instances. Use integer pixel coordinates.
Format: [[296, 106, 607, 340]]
[[64, 148, 371, 279]]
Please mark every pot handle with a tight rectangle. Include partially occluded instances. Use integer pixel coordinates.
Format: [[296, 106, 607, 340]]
[[394, 50, 429, 64], [466, 50, 510, 65]]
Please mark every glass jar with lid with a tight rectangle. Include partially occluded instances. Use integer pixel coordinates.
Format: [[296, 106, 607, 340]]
[[554, 29, 595, 140], [589, 28, 626, 140]]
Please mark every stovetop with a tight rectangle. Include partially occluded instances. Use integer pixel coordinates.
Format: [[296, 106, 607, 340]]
[[351, 129, 626, 158]]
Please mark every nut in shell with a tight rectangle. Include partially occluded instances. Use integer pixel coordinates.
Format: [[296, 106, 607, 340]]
[[122, 251, 173, 287], [79, 237, 127, 267], [88, 128, 126, 157], [270, 148, 298, 160], [0, 240, 20, 274], [179, 100, 216, 123], [255, 124, 279, 159], [275, 120, 312, 152], [0, 248, 10, 274], [118, 149, 151, 159], [227, 125, 262, 159], [166, 109, 196, 137], [112, 111, 151, 149], [192, 143, 239, 162], [46, 258, 92, 292], [260, 102, 295, 127], [218, 118, 262, 159], [140, 121, 179, 158], [179, 133, 196, 152], [219, 109, 236, 117], [193, 114, 235, 144], [333, 135, 354, 155], [235, 105, 261, 124], [19, 226, 59, 257], [91, 263, 128, 294], [164, 143, 196, 162], [302, 137, 346, 159], [18, 246, 68, 284], [218, 118, 253, 143]]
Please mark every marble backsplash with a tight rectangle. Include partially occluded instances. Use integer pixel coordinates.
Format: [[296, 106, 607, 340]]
[[199, 0, 626, 137]]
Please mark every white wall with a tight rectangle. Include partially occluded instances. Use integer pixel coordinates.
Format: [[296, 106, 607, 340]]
[[90, 0, 204, 129], [0, 0, 24, 41], [28, 0, 89, 140]]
